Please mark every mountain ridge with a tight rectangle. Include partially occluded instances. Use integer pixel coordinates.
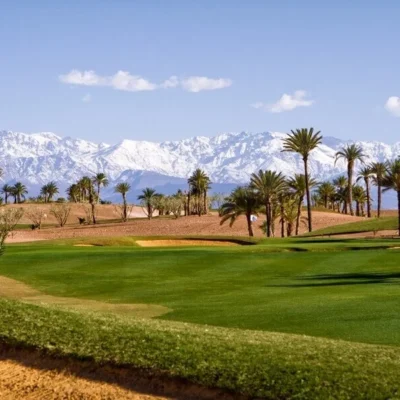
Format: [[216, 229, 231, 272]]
[[0, 129, 399, 201]]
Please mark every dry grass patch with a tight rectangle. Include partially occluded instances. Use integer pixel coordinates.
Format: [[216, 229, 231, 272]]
[[0, 276, 170, 318]]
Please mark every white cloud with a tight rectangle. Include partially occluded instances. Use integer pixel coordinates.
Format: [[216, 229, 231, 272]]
[[252, 90, 314, 113], [60, 70, 232, 93], [181, 76, 232, 93], [161, 76, 179, 89], [59, 69, 157, 92], [82, 93, 92, 102], [385, 96, 400, 117]]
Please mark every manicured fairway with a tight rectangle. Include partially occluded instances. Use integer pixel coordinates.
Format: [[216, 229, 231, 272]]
[[2, 237, 400, 346]]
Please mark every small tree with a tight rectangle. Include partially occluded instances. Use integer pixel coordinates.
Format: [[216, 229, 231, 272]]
[[50, 204, 71, 227], [0, 208, 24, 254], [115, 182, 131, 222], [114, 203, 134, 222], [24, 207, 47, 229], [81, 204, 98, 225]]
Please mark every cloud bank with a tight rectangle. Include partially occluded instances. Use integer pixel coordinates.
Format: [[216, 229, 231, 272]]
[[60, 70, 232, 93]]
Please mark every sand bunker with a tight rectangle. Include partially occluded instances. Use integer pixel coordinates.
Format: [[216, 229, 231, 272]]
[[74, 244, 95, 247], [136, 240, 240, 247], [0, 276, 170, 318]]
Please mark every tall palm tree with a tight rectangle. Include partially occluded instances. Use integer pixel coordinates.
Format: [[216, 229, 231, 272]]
[[77, 176, 92, 202], [335, 144, 365, 216], [115, 182, 131, 222], [12, 182, 28, 204], [282, 127, 322, 232], [382, 159, 400, 234], [93, 173, 109, 203], [188, 169, 211, 216], [1, 184, 11, 204], [250, 170, 286, 237], [286, 174, 317, 235], [137, 188, 158, 219], [357, 166, 372, 218], [220, 186, 260, 237], [317, 181, 336, 210], [370, 162, 387, 218]]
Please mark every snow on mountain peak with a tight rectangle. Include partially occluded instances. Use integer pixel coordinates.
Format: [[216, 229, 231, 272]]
[[0, 129, 399, 195]]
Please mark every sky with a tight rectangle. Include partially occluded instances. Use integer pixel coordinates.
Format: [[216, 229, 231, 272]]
[[1, 1, 400, 144]]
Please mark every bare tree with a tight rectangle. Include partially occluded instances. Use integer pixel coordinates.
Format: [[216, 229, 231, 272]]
[[80, 204, 98, 225], [114, 203, 134, 222], [0, 208, 24, 254], [50, 204, 71, 227], [24, 207, 47, 229]]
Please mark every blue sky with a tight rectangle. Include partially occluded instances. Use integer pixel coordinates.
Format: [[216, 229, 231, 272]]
[[1, 1, 399, 144]]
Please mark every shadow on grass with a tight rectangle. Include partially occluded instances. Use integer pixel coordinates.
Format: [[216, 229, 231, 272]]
[[267, 272, 400, 288]]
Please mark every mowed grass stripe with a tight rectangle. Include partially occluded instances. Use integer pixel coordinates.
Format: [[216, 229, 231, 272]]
[[1, 239, 400, 346]]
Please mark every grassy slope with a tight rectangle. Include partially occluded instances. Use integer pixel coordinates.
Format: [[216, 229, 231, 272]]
[[2, 238, 400, 346], [1, 299, 400, 399], [304, 217, 398, 236]]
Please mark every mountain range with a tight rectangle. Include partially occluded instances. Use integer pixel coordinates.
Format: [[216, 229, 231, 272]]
[[1, 129, 399, 205]]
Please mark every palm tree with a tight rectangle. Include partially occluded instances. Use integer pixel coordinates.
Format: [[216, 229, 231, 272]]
[[382, 159, 400, 234], [77, 176, 92, 202], [188, 169, 211, 216], [115, 182, 131, 222], [317, 181, 336, 210], [40, 181, 59, 203], [357, 166, 372, 218], [352, 185, 367, 216], [137, 188, 158, 219], [250, 170, 286, 237], [66, 184, 80, 203], [220, 186, 260, 237], [335, 144, 365, 216], [1, 184, 11, 204], [287, 174, 318, 235], [333, 175, 348, 213], [93, 173, 109, 203], [370, 162, 387, 218], [12, 182, 28, 204], [282, 127, 322, 232]]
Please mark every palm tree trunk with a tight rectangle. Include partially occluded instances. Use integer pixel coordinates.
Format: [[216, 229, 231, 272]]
[[348, 165, 354, 216], [295, 197, 302, 235], [246, 214, 254, 237], [266, 200, 271, 238], [147, 202, 152, 220], [97, 183, 101, 203], [377, 183, 382, 218], [280, 201, 285, 238], [356, 201, 360, 216], [365, 178, 371, 218], [123, 194, 127, 222], [203, 190, 207, 215], [303, 158, 312, 232], [4, 193, 7, 204]]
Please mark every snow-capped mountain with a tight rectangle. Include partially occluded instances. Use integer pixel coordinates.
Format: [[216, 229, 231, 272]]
[[0, 129, 399, 201]]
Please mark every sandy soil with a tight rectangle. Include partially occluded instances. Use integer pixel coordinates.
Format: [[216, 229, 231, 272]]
[[0, 344, 238, 400], [7, 211, 365, 243], [136, 240, 240, 247]]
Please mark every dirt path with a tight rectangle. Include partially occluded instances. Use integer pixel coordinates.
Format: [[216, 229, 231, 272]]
[[0, 276, 171, 318]]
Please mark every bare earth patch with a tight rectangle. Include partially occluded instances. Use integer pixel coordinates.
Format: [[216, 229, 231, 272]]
[[136, 240, 240, 247], [7, 211, 366, 243], [0, 276, 170, 318]]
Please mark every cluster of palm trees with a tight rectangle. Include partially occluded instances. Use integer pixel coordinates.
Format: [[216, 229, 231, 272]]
[[220, 128, 400, 236], [67, 173, 109, 203], [1, 182, 28, 204]]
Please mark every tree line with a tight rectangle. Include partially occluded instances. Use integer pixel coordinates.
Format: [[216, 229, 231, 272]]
[[220, 128, 400, 236]]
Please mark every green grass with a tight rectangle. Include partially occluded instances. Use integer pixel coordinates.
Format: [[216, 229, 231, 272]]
[[2, 237, 400, 346], [1, 299, 400, 399], [304, 217, 398, 237]]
